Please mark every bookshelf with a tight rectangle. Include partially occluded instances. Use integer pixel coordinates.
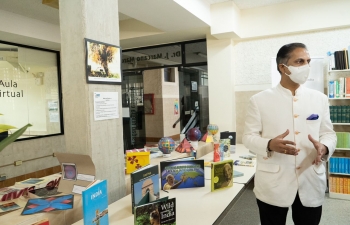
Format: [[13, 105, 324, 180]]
[[327, 67, 350, 200]]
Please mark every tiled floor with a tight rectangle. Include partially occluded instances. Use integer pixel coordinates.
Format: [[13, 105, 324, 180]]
[[218, 179, 350, 225]]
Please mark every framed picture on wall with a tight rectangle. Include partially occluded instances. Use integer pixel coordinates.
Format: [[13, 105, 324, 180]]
[[144, 94, 154, 114], [85, 38, 122, 84]]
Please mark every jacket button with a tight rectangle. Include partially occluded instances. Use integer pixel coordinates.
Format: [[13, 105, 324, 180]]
[[294, 114, 299, 118], [295, 131, 300, 135], [296, 166, 301, 169], [294, 98, 298, 102]]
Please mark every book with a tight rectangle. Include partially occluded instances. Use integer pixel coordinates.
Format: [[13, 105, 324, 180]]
[[134, 197, 176, 225], [219, 139, 231, 160], [160, 159, 205, 190], [239, 155, 257, 160], [233, 170, 244, 178], [0, 200, 22, 214], [1, 173, 61, 202], [126, 151, 151, 174], [21, 194, 74, 215], [82, 180, 108, 225], [211, 160, 233, 192], [131, 164, 160, 214], [233, 159, 255, 167]]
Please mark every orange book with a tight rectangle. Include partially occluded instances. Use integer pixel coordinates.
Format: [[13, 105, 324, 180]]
[[348, 179, 350, 194], [125, 151, 150, 174], [336, 177, 340, 193], [332, 176, 337, 193], [344, 178, 348, 194], [329, 177, 334, 193], [340, 178, 344, 194]]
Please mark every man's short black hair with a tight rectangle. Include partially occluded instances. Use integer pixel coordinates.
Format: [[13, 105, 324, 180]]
[[276, 43, 307, 74]]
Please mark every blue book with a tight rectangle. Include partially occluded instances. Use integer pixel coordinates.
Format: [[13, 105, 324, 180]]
[[82, 180, 109, 225], [334, 158, 339, 173], [340, 158, 345, 173], [330, 158, 334, 173]]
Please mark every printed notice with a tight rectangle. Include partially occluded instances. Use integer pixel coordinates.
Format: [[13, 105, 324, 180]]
[[77, 174, 95, 182], [94, 92, 119, 121], [72, 185, 86, 195]]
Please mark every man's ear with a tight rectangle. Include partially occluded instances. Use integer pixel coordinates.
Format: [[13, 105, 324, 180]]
[[278, 64, 285, 75]]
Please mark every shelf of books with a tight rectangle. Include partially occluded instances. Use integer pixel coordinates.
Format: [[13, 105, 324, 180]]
[[327, 48, 350, 200]]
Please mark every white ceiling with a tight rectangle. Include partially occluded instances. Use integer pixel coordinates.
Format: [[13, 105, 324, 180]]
[[207, 0, 298, 9], [0, 0, 131, 25]]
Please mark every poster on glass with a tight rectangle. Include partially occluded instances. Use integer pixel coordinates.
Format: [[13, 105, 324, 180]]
[[85, 38, 122, 84]]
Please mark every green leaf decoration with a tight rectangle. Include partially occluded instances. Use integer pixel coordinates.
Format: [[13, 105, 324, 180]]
[[0, 124, 32, 153], [0, 124, 17, 133]]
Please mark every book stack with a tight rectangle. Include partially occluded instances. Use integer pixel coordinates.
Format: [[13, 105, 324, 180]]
[[329, 48, 350, 70], [335, 132, 350, 148], [330, 106, 350, 123], [329, 177, 350, 194], [330, 157, 350, 174], [328, 77, 350, 99]]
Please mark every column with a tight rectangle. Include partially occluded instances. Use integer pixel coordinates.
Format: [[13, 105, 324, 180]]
[[206, 35, 236, 133], [59, 0, 125, 202]]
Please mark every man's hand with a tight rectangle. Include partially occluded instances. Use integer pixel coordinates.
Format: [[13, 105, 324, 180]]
[[308, 134, 328, 165], [269, 129, 298, 155]]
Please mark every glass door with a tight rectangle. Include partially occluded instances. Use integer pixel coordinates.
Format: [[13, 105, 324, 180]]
[[122, 71, 145, 151], [178, 66, 209, 134]]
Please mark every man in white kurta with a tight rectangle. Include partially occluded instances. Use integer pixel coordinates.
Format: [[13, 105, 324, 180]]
[[243, 43, 336, 225]]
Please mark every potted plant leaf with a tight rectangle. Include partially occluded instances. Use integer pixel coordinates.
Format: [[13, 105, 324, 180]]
[[0, 113, 32, 152]]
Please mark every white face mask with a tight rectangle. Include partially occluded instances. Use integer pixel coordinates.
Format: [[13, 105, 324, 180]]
[[283, 64, 310, 84]]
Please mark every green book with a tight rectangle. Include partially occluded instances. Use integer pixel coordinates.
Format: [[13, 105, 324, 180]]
[[334, 106, 338, 123], [342, 105, 346, 123]]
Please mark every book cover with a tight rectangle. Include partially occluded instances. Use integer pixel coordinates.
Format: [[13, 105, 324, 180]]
[[134, 198, 176, 225], [0, 201, 21, 214], [239, 155, 257, 160], [233, 170, 244, 178], [82, 180, 108, 225], [131, 165, 160, 214], [126, 152, 151, 174], [233, 160, 255, 167], [211, 160, 233, 192], [21, 194, 74, 215], [160, 159, 205, 190], [219, 139, 231, 160]]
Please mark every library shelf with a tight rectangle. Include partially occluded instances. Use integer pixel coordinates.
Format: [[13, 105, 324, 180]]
[[332, 123, 350, 125], [329, 172, 350, 176], [329, 192, 350, 200]]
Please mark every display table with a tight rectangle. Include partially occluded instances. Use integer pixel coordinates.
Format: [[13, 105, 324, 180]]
[[1, 194, 82, 225], [72, 180, 244, 225], [201, 144, 257, 184], [125, 141, 213, 194]]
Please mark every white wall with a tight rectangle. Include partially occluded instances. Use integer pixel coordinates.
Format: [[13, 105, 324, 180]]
[[234, 27, 350, 91]]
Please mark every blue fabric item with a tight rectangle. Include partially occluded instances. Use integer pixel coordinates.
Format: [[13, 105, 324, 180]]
[[306, 114, 319, 120]]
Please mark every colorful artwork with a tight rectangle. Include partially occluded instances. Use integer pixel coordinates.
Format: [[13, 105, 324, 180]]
[[187, 128, 202, 141], [62, 163, 77, 180], [158, 137, 175, 154], [21, 194, 74, 215], [85, 38, 122, 84]]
